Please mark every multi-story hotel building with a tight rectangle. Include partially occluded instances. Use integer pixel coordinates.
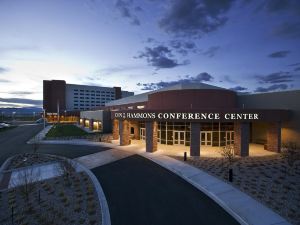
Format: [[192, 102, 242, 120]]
[[80, 83, 300, 157], [43, 80, 134, 114]]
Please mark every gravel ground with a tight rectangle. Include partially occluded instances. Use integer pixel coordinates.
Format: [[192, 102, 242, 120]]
[[0, 154, 102, 225], [170, 154, 300, 225]]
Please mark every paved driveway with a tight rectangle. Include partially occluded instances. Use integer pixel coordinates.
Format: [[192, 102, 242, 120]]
[[92, 155, 239, 225], [0, 124, 110, 166]]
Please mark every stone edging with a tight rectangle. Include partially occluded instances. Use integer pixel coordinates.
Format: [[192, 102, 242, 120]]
[[73, 159, 111, 225], [0, 154, 111, 225], [138, 153, 268, 225]]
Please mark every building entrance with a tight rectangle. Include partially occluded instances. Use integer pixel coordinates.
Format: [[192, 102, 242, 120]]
[[225, 131, 234, 145], [140, 128, 146, 140], [201, 131, 212, 146], [173, 131, 185, 145]]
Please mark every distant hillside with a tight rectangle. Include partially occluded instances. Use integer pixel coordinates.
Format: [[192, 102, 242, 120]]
[[0, 107, 43, 116]]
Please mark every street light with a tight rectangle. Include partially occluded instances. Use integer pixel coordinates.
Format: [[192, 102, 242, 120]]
[[43, 109, 46, 128], [1, 112, 4, 122]]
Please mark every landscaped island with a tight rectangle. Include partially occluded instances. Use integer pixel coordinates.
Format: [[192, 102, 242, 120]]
[[0, 153, 102, 225]]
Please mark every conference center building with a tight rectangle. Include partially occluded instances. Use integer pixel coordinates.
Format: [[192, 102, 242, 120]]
[[80, 83, 300, 157]]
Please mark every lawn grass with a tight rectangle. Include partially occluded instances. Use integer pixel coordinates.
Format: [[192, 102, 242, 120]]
[[46, 124, 87, 137]]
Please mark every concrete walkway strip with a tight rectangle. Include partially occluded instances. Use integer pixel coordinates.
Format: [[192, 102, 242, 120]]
[[75, 149, 135, 169], [140, 151, 291, 225]]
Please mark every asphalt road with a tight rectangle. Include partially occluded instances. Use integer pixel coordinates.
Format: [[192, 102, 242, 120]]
[[0, 124, 110, 166], [92, 155, 240, 225]]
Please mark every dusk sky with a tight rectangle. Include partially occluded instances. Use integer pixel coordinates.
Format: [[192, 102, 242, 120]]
[[0, 0, 300, 108]]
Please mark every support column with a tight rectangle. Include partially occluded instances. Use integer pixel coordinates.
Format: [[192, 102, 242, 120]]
[[119, 120, 130, 146], [190, 123, 201, 156], [112, 119, 119, 140], [146, 121, 158, 152], [267, 122, 281, 152], [132, 121, 140, 140], [234, 122, 250, 157], [89, 119, 94, 131]]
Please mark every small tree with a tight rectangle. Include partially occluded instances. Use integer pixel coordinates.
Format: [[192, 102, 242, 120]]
[[32, 135, 40, 154], [281, 142, 300, 176], [220, 144, 236, 182], [12, 167, 41, 201], [57, 159, 76, 186]]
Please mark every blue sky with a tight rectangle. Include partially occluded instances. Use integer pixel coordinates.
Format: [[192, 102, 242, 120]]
[[0, 0, 299, 107]]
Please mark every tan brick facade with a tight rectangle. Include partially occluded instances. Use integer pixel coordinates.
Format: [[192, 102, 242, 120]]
[[129, 121, 140, 140], [266, 122, 281, 152], [145, 121, 158, 152], [120, 120, 130, 146], [112, 119, 119, 140]]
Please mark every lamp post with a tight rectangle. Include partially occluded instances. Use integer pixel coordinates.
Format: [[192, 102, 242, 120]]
[[43, 109, 46, 128], [64, 110, 67, 122], [1, 112, 3, 122], [33, 112, 35, 121], [12, 112, 16, 121]]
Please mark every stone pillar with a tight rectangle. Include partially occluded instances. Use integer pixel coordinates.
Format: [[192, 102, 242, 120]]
[[81, 118, 85, 127], [190, 123, 201, 156], [234, 122, 250, 157], [89, 119, 94, 131], [130, 121, 140, 140], [266, 122, 281, 152], [119, 120, 130, 146], [146, 121, 158, 152], [112, 119, 119, 140]]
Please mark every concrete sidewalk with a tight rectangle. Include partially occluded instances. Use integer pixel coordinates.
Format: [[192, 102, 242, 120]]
[[25, 137, 290, 225], [140, 151, 291, 225], [67, 141, 291, 225]]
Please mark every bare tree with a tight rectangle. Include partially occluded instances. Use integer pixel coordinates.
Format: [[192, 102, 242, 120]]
[[31, 135, 40, 154], [220, 144, 236, 182], [281, 142, 300, 176], [57, 159, 76, 186], [11, 167, 41, 201]]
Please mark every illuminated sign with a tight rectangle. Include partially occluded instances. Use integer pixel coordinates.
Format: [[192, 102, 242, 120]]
[[113, 112, 259, 120]]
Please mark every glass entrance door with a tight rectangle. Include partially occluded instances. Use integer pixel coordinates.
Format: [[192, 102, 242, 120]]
[[173, 131, 185, 145], [225, 131, 234, 145], [140, 128, 146, 140], [201, 132, 212, 146]]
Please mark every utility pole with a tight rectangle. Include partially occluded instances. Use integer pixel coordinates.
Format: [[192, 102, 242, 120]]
[[57, 100, 60, 124], [43, 109, 46, 128]]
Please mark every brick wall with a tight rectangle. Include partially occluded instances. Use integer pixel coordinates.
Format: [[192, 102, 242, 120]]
[[234, 122, 250, 157], [120, 120, 130, 146], [146, 121, 158, 152], [267, 122, 281, 152]]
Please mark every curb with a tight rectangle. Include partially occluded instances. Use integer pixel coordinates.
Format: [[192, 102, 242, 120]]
[[139, 152, 291, 225], [0, 153, 111, 225]]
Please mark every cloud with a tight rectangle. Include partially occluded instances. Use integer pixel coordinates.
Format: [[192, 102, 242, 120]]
[[115, 0, 141, 25], [230, 86, 248, 91], [272, 22, 300, 39], [0, 98, 42, 107], [288, 62, 300, 66], [0, 67, 9, 73], [202, 46, 220, 57], [135, 45, 189, 69], [8, 91, 35, 96], [169, 40, 198, 55], [254, 84, 288, 93], [158, 0, 235, 37], [137, 72, 213, 90], [0, 79, 11, 83], [257, 0, 300, 15], [294, 67, 300, 71], [256, 72, 294, 83], [268, 50, 290, 58]]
